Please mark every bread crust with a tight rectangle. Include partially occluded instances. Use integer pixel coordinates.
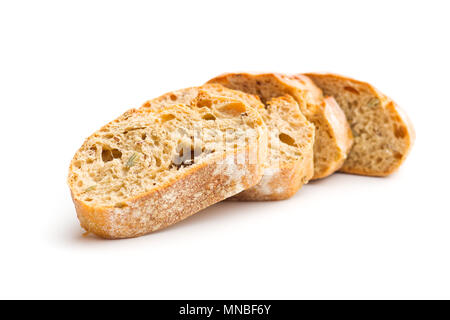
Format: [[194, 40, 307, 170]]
[[69, 100, 268, 239], [207, 73, 353, 180], [71, 145, 266, 239], [305, 73, 415, 176]]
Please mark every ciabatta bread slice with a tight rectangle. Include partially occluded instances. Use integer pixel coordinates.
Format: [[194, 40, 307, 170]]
[[68, 97, 268, 239], [144, 84, 315, 200], [232, 95, 315, 200], [207, 73, 353, 179], [305, 73, 415, 176]]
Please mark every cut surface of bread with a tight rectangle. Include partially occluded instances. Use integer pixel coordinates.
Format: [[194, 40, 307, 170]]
[[68, 96, 268, 238], [144, 84, 315, 200], [207, 73, 353, 179], [232, 95, 315, 200], [143, 83, 266, 113], [305, 73, 415, 176]]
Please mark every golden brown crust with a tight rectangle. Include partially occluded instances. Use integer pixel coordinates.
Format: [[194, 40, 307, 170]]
[[305, 73, 415, 176], [72, 142, 267, 239], [69, 95, 268, 239], [207, 73, 353, 180]]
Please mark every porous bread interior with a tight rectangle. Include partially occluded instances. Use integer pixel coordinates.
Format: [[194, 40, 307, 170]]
[[262, 95, 314, 169], [208, 74, 342, 178], [146, 83, 312, 173], [306, 75, 410, 174], [68, 98, 263, 208], [144, 83, 265, 112]]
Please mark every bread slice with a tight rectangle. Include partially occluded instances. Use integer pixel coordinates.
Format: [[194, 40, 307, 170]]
[[207, 73, 353, 179], [305, 73, 415, 176], [232, 95, 315, 200], [68, 96, 268, 239], [144, 84, 315, 200]]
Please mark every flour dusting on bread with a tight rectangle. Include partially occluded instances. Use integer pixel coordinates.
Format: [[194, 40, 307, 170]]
[[69, 95, 268, 238]]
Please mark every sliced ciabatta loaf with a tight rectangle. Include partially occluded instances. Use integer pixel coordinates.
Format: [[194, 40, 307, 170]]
[[207, 73, 353, 179], [68, 97, 268, 239], [305, 73, 415, 176], [144, 84, 315, 200], [232, 95, 315, 200]]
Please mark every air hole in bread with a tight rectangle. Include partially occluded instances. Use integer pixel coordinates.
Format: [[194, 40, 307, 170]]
[[74, 160, 82, 169], [102, 149, 114, 162], [202, 113, 216, 121], [151, 133, 160, 145], [111, 149, 122, 159], [141, 133, 147, 140], [123, 127, 145, 134], [344, 86, 359, 95], [170, 142, 204, 169], [161, 114, 176, 123], [114, 202, 128, 208], [279, 133, 297, 147], [102, 148, 122, 162], [218, 102, 247, 116], [169, 94, 177, 101], [394, 126, 406, 139], [196, 99, 212, 108]]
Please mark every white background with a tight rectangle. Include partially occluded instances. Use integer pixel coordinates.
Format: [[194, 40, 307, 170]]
[[0, 0, 449, 299]]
